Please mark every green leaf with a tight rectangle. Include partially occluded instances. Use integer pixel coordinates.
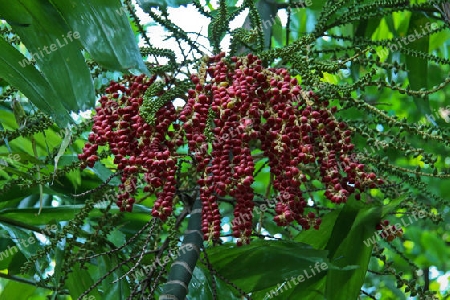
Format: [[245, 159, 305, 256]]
[[0, 238, 17, 269], [256, 0, 278, 49], [382, 196, 406, 217], [66, 264, 102, 299], [0, 206, 85, 225], [0, 152, 42, 165], [324, 201, 382, 300], [107, 227, 126, 248], [6, 246, 27, 275], [0, 281, 36, 300], [295, 199, 382, 299], [0, 165, 34, 179], [420, 231, 449, 267], [0, 2, 32, 26], [0, 37, 72, 127], [188, 265, 242, 299], [0, 205, 151, 232], [271, 15, 284, 47], [406, 13, 431, 121], [0, 225, 41, 260], [295, 208, 342, 249], [49, 0, 149, 75], [0, 0, 95, 112], [0, 185, 65, 208], [325, 199, 365, 259], [205, 240, 330, 292], [98, 255, 130, 299], [89, 161, 121, 186], [252, 275, 328, 300]]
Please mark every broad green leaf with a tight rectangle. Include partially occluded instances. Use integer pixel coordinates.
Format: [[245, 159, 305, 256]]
[[420, 231, 449, 268], [89, 161, 121, 186], [0, 0, 95, 112], [352, 16, 382, 84], [0, 152, 41, 165], [0, 225, 41, 260], [6, 246, 27, 275], [325, 202, 382, 300], [0, 185, 66, 208], [0, 37, 72, 127], [0, 2, 31, 26], [0, 238, 17, 269], [66, 263, 102, 299], [49, 0, 149, 75], [271, 15, 283, 47], [295, 208, 342, 249], [205, 240, 330, 292], [0, 107, 21, 129], [325, 199, 365, 259], [0, 206, 85, 225], [384, 14, 397, 41], [256, 0, 278, 50], [98, 255, 130, 299], [187, 265, 242, 299], [65, 167, 82, 189], [0, 204, 151, 231], [0, 281, 36, 300], [295, 200, 382, 299], [252, 275, 327, 300], [381, 196, 406, 217], [107, 227, 126, 248], [406, 13, 431, 122], [0, 165, 34, 179]]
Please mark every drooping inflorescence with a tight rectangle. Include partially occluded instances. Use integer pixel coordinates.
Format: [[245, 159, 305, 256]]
[[78, 53, 383, 245]]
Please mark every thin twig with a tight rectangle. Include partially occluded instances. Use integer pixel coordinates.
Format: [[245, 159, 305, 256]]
[[71, 171, 123, 198]]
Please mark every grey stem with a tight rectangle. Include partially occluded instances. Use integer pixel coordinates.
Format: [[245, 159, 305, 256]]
[[160, 196, 203, 300]]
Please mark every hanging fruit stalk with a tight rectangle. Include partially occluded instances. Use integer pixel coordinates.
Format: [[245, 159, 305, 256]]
[[78, 53, 383, 245]]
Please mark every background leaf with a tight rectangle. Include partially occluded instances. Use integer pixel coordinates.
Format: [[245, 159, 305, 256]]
[[0, 37, 72, 127], [49, 0, 150, 75], [0, 0, 95, 113]]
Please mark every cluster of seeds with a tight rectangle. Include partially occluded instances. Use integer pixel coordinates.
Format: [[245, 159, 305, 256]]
[[78, 53, 383, 245], [78, 74, 179, 217]]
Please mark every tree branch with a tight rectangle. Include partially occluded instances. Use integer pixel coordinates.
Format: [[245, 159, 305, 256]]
[[160, 193, 203, 300]]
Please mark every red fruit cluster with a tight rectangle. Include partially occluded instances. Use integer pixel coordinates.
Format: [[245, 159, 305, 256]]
[[376, 220, 403, 242], [78, 74, 179, 217], [175, 53, 383, 244], [78, 53, 383, 245]]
